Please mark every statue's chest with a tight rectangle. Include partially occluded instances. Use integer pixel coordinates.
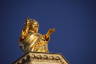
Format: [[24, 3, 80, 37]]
[[25, 33, 40, 44], [24, 33, 47, 46]]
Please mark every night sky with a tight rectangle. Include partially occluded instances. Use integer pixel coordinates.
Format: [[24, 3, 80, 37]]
[[0, 0, 96, 64]]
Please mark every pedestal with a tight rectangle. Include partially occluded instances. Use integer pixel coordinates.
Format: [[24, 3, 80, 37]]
[[12, 52, 68, 64]]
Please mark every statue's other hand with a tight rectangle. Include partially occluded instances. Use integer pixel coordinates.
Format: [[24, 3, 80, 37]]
[[44, 28, 55, 41], [48, 28, 55, 33], [47, 28, 55, 36]]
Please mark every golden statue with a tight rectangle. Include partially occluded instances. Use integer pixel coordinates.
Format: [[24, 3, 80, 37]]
[[13, 18, 68, 64], [19, 18, 55, 53]]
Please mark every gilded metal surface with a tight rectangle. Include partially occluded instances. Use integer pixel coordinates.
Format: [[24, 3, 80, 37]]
[[19, 18, 55, 53], [12, 18, 69, 64], [12, 52, 68, 64]]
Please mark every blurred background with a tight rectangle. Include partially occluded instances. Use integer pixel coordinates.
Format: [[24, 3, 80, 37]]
[[0, 0, 96, 64]]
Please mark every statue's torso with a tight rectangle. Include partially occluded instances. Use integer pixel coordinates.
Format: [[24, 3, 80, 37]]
[[20, 32, 48, 53]]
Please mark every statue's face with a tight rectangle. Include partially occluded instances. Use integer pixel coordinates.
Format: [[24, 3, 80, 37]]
[[29, 21, 39, 33], [32, 22, 39, 33]]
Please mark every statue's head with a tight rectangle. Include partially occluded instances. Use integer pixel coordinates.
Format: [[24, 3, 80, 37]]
[[26, 17, 39, 33], [31, 19, 39, 33]]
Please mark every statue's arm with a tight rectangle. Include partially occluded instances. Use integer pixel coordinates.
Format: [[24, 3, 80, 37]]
[[19, 21, 30, 42], [19, 27, 29, 42], [44, 28, 55, 41]]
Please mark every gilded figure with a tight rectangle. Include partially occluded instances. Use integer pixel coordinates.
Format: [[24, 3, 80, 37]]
[[19, 18, 55, 53]]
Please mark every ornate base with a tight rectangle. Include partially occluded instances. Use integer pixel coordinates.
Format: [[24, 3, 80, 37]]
[[12, 52, 68, 64]]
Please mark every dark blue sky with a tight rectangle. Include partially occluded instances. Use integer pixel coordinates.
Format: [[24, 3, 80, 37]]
[[0, 0, 96, 64]]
